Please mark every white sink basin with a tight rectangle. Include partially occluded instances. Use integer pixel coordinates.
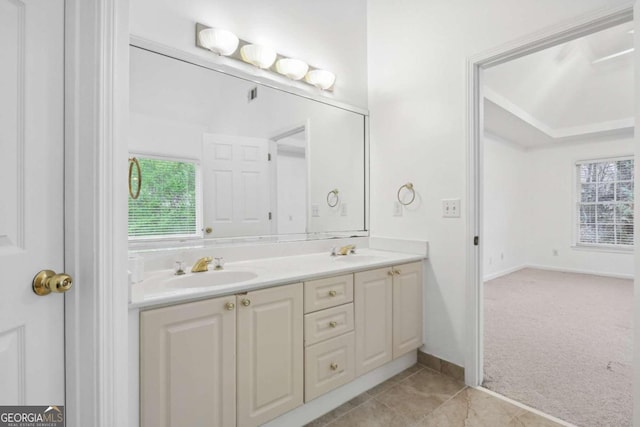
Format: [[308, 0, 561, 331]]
[[163, 270, 258, 289], [332, 255, 384, 264]]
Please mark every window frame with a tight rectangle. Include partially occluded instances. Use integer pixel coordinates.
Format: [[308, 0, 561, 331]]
[[128, 153, 203, 242], [574, 155, 634, 251]]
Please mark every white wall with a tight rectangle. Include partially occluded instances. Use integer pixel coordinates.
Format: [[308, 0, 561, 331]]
[[129, 0, 368, 107], [484, 134, 635, 281], [367, 0, 634, 366], [525, 138, 635, 278], [483, 135, 528, 279]]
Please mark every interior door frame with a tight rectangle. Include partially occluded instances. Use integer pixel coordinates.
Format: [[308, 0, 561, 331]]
[[465, 4, 634, 388], [64, 0, 129, 425]]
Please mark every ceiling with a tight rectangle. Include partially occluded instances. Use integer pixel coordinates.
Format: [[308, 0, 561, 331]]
[[484, 21, 634, 149]]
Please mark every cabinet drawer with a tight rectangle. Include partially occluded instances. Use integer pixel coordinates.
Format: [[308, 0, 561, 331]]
[[304, 332, 355, 402], [304, 274, 354, 313], [304, 303, 354, 346]]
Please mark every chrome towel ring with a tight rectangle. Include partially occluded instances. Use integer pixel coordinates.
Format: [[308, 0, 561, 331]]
[[397, 182, 415, 206], [327, 189, 339, 207]]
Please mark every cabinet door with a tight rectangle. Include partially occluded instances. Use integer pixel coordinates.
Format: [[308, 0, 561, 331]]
[[393, 262, 424, 358], [354, 268, 393, 377], [140, 296, 236, 427], [237, 283, 304, 427]]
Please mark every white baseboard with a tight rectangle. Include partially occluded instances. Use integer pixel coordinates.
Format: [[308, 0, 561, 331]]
[[526, 264, 634, 280], [483, 265, 527, 281]]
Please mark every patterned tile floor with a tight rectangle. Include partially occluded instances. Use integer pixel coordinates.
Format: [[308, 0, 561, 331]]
[[306, 363, 562, 427]]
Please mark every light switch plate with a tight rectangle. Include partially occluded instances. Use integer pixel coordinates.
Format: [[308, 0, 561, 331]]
[[393, 202, 403, 217], [442, 199, 460, 218]]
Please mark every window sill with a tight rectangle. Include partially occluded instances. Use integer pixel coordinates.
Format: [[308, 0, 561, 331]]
[[571, 244, 634, 254]]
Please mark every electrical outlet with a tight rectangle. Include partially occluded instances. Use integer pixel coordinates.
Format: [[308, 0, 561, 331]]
[[442, 199, 461, 218], [311, 204, 320, 217], [393, 202, 403, 217], [340, 203, 348, 216]]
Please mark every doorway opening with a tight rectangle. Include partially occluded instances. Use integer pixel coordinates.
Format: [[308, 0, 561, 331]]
[[468, 7, 634, 426]]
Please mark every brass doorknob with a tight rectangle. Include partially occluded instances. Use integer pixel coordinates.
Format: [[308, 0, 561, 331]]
[[328, 290, 337, 297], [330, 363, 338, 371], [225, 302, 235, 311], [32, 270, 73, 296], [205, 227, 213, 234], [241, 298, 251, 307], [329, 321, 338, 328]]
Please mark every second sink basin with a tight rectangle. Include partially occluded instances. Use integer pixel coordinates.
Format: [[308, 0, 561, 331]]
[[164, 270, 258, 289]]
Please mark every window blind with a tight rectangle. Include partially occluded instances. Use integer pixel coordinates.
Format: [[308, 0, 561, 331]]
[[577, 158, 633, 247], [128, 157, 199, 239]]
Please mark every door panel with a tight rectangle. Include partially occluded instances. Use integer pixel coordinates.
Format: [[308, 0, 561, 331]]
[[393, 262, 424, 358], [0, 0, 64, 405], [203, 134, 271, 238], [237, 283, 303, 427], [354, 268, 393, 377], [140, 297, 236, 427]]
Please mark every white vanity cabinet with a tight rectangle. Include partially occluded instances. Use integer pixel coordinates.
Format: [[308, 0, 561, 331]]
[[140, 296, 237, 427], [392, 262, 424, 358], [237, 283, 304, 427], [354, 261, 423, 376], [140, 283, 303, 427]]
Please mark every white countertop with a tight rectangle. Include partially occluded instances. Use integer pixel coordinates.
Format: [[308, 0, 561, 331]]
[[130, 248, 425, 309]]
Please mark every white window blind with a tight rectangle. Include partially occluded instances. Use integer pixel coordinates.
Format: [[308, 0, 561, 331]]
[[577, 158, 633, 247], [128, 157, 200, 239]]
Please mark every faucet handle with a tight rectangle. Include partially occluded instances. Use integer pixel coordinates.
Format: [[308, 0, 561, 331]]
[[350, 245, 356, 254], [213, 257, 225, 270]]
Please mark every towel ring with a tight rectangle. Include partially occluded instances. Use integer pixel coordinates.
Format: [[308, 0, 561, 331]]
[[129, 157, 142, 200], [397, 182, 415, 206], [327, 189, 339, 207]]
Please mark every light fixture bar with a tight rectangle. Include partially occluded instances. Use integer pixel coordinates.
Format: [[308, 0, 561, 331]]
[[592, 47, 635, 64], [195, 23, 335, 91]]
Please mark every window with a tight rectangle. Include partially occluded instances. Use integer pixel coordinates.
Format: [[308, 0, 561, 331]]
[[128, 156, 201, 239], [577, 158, 633, 247]]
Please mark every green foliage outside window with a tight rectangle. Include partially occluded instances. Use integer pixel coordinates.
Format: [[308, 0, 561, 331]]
[[128, 157, 198, 238]]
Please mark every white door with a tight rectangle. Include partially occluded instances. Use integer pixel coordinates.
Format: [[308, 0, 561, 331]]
[[202, 134, 272, 238], [0, 0, 67, 406]]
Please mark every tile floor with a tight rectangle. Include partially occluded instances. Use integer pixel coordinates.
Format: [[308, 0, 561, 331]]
[[306, 363, 562, 427]]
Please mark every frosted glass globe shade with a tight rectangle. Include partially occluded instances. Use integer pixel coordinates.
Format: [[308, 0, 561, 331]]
[[198, 28, 239, 56], [241, 44, 277, 69]]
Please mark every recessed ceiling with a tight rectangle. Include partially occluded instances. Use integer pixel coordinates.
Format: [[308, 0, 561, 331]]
[[484, 21, 634, 148]]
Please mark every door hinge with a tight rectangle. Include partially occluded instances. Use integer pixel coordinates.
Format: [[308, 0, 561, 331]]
[[268, 153, 272, 161], [474, 236, 479, 246], [268, 212, 272, 220]]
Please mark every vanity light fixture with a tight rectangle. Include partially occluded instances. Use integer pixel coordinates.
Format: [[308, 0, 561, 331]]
[[305, 69, 336, 90], [195, 23, 336, 91], [198, 27, 239, 56], [240, 44, 277, 69], [276, 58, 309, 80]]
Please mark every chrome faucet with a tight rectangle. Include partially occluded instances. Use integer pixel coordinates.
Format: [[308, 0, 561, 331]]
[[338, 245, 356, 256], [191, 256, 213, 273]]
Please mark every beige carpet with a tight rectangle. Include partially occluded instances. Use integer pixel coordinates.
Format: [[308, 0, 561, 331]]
[[483, 268, 633, 427]]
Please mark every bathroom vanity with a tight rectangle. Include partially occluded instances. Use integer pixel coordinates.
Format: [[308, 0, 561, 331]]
[[129, 249, 424, 427], [126, 34, 425, 427]]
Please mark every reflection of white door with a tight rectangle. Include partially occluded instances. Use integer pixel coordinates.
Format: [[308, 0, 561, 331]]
[[203, 134, 271, 238], [0, 0, 66, 405]]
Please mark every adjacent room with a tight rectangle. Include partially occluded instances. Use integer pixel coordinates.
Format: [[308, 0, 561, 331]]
[[482, 21, 635, 426]]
